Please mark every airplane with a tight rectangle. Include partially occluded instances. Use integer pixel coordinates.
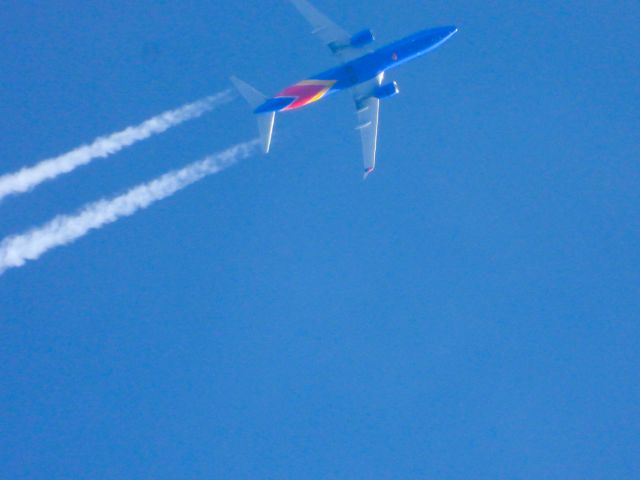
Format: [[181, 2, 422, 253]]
[[231, 0, 457, 178]]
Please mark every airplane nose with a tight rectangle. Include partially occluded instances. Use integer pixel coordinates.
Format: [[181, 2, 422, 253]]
[[415, 25, 458, 51]]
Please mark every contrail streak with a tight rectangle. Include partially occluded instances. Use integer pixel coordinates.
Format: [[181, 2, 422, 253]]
[[0, 90, 235, 202], [0, 139, 260, 275]]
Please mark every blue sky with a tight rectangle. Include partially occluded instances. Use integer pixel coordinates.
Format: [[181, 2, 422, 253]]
[[1, 0, 638, 478]]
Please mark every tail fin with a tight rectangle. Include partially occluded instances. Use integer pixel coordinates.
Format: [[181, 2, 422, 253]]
[[230, 76, 275, 153]]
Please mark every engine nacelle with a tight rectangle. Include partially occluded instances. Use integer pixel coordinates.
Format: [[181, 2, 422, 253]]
[[373, 81, 400, 100], [350, 29, 375, 48]]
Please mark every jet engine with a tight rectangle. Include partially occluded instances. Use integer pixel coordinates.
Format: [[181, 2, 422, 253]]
[[350, 29, 375, 48], [373, 81, 400, 100]]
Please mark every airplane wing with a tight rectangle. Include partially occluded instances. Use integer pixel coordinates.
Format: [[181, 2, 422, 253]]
[[352, 74, 383, 177], [287, 0, 372, 62]]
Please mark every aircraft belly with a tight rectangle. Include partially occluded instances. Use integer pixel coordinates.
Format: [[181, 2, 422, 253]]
[[275, 79, 338, 110], [313, 58, 383, 90]]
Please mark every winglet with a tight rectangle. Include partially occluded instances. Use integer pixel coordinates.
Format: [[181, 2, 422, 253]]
[[230, 76, 276, 153]]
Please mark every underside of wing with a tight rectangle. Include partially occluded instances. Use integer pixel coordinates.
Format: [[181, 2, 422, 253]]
[[287, 0, 374, 62], [357, 97, 379, 177], [353, 75, 383, 177]]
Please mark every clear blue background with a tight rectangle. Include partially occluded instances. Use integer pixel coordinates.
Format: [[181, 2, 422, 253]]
[[1, 1, 638, 478]]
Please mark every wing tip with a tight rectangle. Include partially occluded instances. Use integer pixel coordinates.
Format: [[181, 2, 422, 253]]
[[363, 167, 375, 180]]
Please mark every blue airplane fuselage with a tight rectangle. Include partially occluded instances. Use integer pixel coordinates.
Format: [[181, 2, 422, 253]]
[[255, 25, 457, 113]]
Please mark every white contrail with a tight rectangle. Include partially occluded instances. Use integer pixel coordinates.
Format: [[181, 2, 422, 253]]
[[0, 90, 235, 202], [0, 139, 260, 275]]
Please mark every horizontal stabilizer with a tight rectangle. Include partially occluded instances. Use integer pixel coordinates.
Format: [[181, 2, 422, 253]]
[[257, 112, 276, 153], [230, 76, 265, 110], [230, 76, 276, 153]]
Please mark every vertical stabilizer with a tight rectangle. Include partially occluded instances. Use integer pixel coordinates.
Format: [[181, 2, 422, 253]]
[[230, 76, 276, 153]]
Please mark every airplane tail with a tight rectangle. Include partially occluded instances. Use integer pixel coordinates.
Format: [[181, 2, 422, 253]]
[[230, 76, 275, 153]]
